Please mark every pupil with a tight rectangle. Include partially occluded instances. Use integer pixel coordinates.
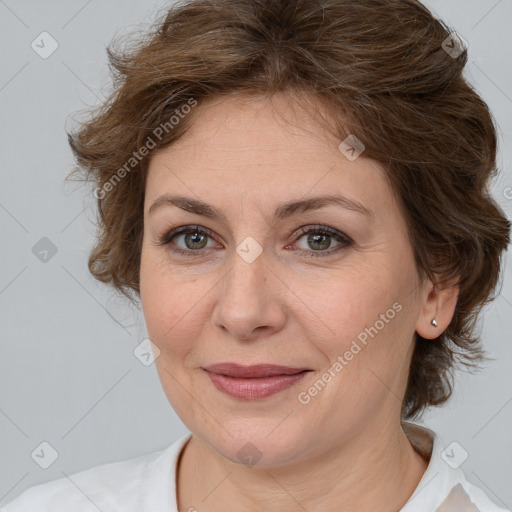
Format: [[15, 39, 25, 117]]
[[309, 233, 330, 251], [183, 231, 332, 251], [187, 232, 207, 249]]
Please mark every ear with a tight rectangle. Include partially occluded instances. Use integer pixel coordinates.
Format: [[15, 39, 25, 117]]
[[415, 275, 459, 339]]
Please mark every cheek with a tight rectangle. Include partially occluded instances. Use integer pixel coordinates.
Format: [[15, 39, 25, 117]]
[[140, 250, 189, 347], [305, 268, 394, 345], [302, 258, 416, 383], [140, 250, 223, 364]]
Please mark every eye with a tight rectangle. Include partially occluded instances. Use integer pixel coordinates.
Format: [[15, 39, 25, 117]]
[[155, 224, 353, 258], [156, 225, 219, 257], [288, 225, 352, 258]]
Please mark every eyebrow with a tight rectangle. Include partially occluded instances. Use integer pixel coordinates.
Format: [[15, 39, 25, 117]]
[[147, 193, 374, 223]]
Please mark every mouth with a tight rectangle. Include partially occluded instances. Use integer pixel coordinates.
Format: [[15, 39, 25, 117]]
[[203, 363, 311, 378], [202, 363, 312, 399]]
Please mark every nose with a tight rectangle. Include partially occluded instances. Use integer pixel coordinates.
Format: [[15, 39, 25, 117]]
[[211, 246, 287, 341]]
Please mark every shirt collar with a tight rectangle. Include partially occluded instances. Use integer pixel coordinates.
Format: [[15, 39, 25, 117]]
[[141, 432, 192, 512], [401, 421, 479, 511], [142, 423, 476, 512]]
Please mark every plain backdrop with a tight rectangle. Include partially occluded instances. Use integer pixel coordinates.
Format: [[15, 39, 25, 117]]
[[0, 0, 511, 508]]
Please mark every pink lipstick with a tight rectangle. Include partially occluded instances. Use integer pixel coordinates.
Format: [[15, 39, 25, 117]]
[[203, 363, 311, 400]]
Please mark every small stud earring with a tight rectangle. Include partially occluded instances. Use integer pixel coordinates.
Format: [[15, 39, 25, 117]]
[[431, 319, 438, 327]]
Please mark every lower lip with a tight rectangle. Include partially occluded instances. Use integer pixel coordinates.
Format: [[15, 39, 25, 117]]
[[205, 370, 310, 399]]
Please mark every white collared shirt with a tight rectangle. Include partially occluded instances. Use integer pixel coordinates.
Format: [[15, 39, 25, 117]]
[[1, 422, 509, 511]]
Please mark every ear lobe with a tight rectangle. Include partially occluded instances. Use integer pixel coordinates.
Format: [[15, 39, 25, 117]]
[[415, 277, 459, 340]]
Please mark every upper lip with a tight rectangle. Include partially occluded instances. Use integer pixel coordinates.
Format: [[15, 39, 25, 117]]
[[203, 363, 311, 378]]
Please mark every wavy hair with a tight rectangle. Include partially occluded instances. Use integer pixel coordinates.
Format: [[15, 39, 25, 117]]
[[66, 0, 511, 419]]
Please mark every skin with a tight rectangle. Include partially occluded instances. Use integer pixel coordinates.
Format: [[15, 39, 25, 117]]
[[139, 92, 459, 511]]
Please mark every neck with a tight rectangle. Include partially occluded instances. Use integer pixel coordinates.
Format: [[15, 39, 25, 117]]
[[177, 417, 429, 511]]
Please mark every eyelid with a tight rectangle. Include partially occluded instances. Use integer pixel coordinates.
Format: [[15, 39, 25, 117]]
[[156, 223, 353, 259], [289, 225, 352, 254], [158, 224, 216, 245]]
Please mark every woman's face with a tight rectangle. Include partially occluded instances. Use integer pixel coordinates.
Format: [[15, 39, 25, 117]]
[[140, 93, 433, 466]]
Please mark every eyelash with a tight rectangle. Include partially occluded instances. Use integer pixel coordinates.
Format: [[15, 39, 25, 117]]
[[155, 224, 353, 259]]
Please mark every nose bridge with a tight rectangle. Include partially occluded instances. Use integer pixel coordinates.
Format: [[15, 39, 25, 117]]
[[223, 237, 267, 304], [225, 197, 270, 288], [212, 235, 284, 339]]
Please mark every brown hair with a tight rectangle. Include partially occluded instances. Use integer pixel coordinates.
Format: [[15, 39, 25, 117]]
[[66, 0, 511, 419]]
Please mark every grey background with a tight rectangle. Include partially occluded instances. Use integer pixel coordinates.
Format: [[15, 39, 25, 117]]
[[0, 0, 511, 508]]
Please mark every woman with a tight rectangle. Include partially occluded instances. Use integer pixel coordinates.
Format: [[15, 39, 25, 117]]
[[3, 0, 510, 510]]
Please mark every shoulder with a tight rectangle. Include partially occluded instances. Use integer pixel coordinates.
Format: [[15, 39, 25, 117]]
[[402, 422, 510, 512], [1, 446, 165, 512], [456, 481, 511, 512]]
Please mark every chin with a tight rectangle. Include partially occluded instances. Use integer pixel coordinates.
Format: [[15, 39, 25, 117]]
[[198, 420, 311, 468]]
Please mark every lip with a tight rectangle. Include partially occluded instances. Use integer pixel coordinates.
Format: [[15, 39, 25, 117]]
[[203, 363, 311, 378], [203, 363, 312, 400]]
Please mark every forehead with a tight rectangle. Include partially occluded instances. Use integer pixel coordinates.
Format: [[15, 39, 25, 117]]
[[152, 93, 344, 161], [145, 93, 393, 217]]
